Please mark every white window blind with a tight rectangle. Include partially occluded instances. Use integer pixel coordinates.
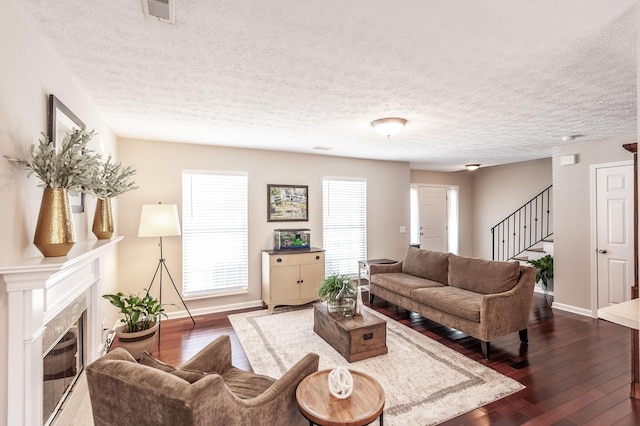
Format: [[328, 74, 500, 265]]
[[182, 171, 248, 298], [322, 178, 367, 276]]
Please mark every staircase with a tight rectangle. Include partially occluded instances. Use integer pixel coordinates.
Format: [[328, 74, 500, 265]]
[[491, 185, 553, 294]]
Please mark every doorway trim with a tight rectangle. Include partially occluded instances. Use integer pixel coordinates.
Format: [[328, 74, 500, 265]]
[[589, 160, 634, 317]]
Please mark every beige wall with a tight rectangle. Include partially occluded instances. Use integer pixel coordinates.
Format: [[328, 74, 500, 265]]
[[552, 133, 636, 313], [117, 138, 411, 315], [410, 170, 473, 257], [472, 158, 553, 260], [0, 1, 118, 422]]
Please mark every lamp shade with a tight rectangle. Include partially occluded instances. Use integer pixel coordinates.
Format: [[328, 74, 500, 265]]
[[138, 204, 181, 237]]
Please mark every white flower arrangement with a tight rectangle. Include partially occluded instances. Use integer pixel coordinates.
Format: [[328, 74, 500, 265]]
[[90, 154, 138, 199], [6, 130, 138, 199], [5, 129, 99, 192]]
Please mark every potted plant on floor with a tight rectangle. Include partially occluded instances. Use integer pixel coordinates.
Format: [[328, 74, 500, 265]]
[[527, 254, 554, 293], [103, 290, 166, 359], [318, 273, 355, 313]]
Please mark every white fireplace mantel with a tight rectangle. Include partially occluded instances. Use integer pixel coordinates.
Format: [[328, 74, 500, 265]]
[[0, 237, 122, 426]]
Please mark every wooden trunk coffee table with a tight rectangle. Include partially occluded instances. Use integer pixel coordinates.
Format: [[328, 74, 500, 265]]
[[313, 303, 387, 363], [296, 369, 385, 426]]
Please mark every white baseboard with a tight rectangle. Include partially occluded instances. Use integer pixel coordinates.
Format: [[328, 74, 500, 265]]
[[551, 302, 593, 317], [165, 299, 264, 319]]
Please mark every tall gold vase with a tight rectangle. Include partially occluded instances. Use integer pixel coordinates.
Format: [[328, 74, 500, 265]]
[[92, 198, 114, 239], [34, 188, 76, 257]]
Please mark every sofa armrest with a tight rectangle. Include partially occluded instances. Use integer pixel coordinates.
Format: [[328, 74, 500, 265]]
[[369, 261, 403, 275], [243, 352, 320, 407], [180, 335, 233, 374], [480, 266, 536, 337]]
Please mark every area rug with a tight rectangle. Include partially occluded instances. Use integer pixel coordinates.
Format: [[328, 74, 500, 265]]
[[229, 305, 524, 425]]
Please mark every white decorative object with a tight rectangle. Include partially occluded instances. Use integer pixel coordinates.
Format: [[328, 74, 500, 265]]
[[356, 285, 363, 315], [327, 366, 354, 399]]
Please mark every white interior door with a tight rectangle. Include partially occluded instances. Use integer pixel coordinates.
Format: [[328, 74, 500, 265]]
[[596, 164, 634, 308], [418, 186, 448, 252]]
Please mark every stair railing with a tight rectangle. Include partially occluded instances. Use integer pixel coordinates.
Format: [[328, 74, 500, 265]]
[[491, 185, 553, 261]]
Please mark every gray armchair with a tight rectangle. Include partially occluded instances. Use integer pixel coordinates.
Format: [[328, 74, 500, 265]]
[[86, 335, 319, 426]]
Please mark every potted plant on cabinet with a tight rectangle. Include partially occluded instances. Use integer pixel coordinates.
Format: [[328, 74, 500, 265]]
[[527, 254, 554, 293], [318, 273, 355, 313], [103, 290, 166, 359], [88, 154, 138, 239], [4, 129, 100, 256]]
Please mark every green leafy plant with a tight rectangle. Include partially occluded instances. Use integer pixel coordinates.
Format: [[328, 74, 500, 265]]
[[102, 291, 167, 333], [5, 129, 100, 192], [318, 273, 355, 303], [527, 254, 554, 288], [89, 154, 138, 198]]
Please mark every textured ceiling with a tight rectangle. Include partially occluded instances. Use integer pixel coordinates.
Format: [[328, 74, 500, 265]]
[[13, 0, 638, 171]]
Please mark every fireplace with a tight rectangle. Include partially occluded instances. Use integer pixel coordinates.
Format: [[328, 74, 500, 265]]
[[0, 237, 122, 426], [42, 296, 87, 425]]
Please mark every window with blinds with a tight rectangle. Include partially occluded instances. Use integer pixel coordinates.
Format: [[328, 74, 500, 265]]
[[182, 171, 248, 298], [322, 178, 367, 276]]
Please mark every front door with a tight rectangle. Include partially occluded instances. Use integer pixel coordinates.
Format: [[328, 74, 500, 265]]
[[596, 163, 634, 307], [418, 186, 447, 252]]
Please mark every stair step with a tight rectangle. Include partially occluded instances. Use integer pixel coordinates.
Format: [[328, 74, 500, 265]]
[[543, 238, 554, 243], [513, 256, 529, 261], [526, 248, 545, 253]]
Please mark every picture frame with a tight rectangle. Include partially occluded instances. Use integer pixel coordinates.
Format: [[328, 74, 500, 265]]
[[267, 184, 308, 222], [48, 94, 86, 213]]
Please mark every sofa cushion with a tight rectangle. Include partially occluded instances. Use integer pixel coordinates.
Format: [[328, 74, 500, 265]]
[[411, 287, 482, 322], [448, 254, 520, 294], [370, 272, 445, 297], [139, 351, 207, 383], [401, 247, 449, 285]]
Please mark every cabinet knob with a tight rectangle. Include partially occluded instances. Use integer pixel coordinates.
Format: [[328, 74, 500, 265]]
[[277, 258, 282, 263], [315, 255, 320, 260]]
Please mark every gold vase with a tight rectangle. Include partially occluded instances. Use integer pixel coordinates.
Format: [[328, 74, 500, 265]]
[[34, 188, 76, 257], [92, 198, 114, 239]]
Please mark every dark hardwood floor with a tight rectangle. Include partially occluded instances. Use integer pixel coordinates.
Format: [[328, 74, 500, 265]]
[[146, 292, 640, 425]]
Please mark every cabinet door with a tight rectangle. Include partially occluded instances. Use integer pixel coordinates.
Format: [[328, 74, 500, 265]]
[[270, 264, 300, 302], [299, 262, 324, 300]]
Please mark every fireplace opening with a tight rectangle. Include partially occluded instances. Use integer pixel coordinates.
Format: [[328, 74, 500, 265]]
[[43, 310, 85, 425]]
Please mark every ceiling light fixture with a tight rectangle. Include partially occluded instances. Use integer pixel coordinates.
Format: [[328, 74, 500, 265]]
[[370, 117, 407, 138], [465, 164, 480, 171]]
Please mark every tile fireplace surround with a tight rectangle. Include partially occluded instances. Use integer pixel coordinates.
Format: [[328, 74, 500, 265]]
[[0, 237, 122, 426]]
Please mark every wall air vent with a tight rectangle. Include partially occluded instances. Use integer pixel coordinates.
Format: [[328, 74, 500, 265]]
[[142, 0, 175, 24]]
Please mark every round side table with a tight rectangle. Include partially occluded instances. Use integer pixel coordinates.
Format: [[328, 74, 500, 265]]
[[296, 369, 385, 426]]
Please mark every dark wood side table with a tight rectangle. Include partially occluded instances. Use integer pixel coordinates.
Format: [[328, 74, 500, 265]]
[[296, 369, 385, 426]]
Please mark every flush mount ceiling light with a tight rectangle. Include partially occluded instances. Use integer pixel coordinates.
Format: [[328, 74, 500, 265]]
[[370, 117, 407, 138], [465, 164, 480, 171]]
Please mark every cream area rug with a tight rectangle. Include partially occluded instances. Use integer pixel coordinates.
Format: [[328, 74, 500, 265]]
[[229, 305, 524, 426]]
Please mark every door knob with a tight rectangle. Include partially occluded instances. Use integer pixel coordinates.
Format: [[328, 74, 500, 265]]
[[597, 249, 607, 254]]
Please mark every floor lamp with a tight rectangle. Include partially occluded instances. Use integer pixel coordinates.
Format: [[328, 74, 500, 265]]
[[138, 203, 195, 346]]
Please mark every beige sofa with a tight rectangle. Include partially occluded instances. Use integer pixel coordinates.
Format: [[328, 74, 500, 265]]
[[369, 247, 536, 359]]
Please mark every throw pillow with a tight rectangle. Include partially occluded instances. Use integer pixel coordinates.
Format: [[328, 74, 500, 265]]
[[448, 254, 520, 294], [140, 351, 207, 383], [401, 246, 449, 284]]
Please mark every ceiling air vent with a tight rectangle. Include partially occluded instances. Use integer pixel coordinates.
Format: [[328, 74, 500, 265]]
[[142, 0, 175, 24]]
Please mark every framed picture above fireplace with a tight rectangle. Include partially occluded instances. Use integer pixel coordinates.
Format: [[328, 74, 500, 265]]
[[47, 94, 86, 213]]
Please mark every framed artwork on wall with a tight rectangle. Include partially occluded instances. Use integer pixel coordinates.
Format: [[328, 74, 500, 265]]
[[48, 94, 86, 213], [267, 184, 308, 222]]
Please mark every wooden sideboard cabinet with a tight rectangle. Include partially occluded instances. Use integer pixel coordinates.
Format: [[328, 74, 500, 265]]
[[262, 248, 325, 314]]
